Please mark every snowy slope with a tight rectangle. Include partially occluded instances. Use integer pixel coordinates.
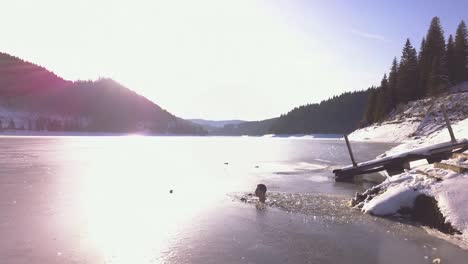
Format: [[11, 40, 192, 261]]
[[349, 91, 468, 245], [349, 92, 468, 144]]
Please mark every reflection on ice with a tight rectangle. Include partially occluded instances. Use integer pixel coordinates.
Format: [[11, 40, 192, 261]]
[[3, 136, 466, 264]]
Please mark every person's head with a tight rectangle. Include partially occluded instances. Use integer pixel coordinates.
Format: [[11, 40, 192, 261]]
[[255, 184, 267, 203]]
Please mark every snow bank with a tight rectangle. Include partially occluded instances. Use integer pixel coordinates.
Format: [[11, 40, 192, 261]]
[[383, 117, 468, 157], [432, 172, 468, 241], [356, 160, 468, 243], [349, 92, 468, 144], [362, 185, 420, 215], [349, 91, 468, 244], [349, 121, 420, 143]]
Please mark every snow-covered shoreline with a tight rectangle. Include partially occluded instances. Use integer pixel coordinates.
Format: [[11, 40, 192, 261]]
[[347, 92, 468, 246], [352, 159, 468, 244], [349, 92, 468, 145]]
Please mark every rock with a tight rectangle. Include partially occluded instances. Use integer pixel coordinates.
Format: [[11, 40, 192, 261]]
[[355, 192, 366, 201], [412, 194, 461, 235], [350, 192, 366, 207], [363, 186, 381, 196], [397, 206, 412, 215], [355, 202, 364, 209], [169, 189, 173, 194], [350, 189, 382, 208], [240, 197, 247, 202]]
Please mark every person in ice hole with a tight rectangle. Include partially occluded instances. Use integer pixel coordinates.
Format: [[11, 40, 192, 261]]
[[255, 184, 267, 203]]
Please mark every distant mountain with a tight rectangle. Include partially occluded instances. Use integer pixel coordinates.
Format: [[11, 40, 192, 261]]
[[0, 52, 206, 134], [209, 118, 278, 135], [189, 119, 246, 128]]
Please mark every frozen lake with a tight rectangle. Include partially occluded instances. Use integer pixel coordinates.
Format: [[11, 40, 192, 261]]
[[0, 136, 467, 263]]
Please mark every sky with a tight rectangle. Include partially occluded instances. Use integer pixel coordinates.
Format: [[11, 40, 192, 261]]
[[0, 0, 467, 120]]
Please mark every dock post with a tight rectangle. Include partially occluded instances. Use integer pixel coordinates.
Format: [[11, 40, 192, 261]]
[[344, 134, 358, 168], [441, 104, 456, 144]]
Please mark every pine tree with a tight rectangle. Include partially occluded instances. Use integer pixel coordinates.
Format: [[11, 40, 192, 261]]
[[454, 20, 468, 83], [397, 39, 419, 102], [428, 55, 449, 95], [8, 119, 15, 130], [373, 88, 384, 122], [418, 38, 426, 62], [380, 74, 390, 114], [446, 35, 456, 84], [419, 17, 447, 95], [418, 38, 427, 96], [387, 58, 399, 108], [373, 74, 391, 121], [363, 88, 378, 125]]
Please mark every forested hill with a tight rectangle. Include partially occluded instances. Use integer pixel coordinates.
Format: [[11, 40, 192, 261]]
[[209, 118, 278, 136], [362, 17, 468, 126], [269, 90, 370, 134], [0, 52, 70, 96], [269, 17, 468, 136], [207, 90, 371, 136], [0, 52, 205, 134]]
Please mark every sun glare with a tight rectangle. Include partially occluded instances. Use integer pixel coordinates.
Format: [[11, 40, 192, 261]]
[[1, 0, 342, 120], [69, 137, 232, 263]]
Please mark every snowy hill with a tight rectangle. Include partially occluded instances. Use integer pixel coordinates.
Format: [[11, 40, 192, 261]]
[[349, 91, 468, 145], [348, 90, 468, 246]]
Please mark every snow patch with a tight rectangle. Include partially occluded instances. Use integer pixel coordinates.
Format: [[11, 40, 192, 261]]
[[432, 173, 468, 242], [362, 184, 420, 215], [349, 92, 468, 144], [357, 161, 468, 243]]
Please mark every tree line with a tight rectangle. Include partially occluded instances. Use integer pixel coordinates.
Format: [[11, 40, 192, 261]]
[[270, 90, 370, 134], [0, 117, 84, 132], [363, 17, 468, 125]]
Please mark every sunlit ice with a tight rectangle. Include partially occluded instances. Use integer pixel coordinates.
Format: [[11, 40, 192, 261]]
[[61, 137, 257, 263], [71, 138, 201, 262], [2, 0, 468, 263]]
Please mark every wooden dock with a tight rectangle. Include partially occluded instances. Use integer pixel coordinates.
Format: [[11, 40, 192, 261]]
[[333, 104, 468, 181], [333, 139, 468, 181]]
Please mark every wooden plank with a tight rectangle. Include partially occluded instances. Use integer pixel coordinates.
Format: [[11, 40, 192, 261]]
[[441, 104, 456, 144], [335, 166, 386, 178], [385, 161, 410, 176], [412, 169, 443, 181], [344, 134, 357, 167], [452, 153, 468, 160], [428, 142, 468, 155], [333, 140, 468, 180], [434, 162, 468, 173]]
